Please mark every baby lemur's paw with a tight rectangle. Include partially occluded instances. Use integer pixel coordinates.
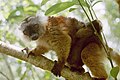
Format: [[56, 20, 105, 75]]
[[70, 67, 85, 74], [51, 61, 61, 77], [92, 78, 106, 80]]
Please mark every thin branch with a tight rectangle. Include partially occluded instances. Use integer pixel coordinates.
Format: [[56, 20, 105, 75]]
[[0, 71, 10, 80], [20, 69, 27, 80], [85, 0, 94, 20], [0, 41, 92, 80], [88, 0, 98, 20], [2, 54, 14, 80]]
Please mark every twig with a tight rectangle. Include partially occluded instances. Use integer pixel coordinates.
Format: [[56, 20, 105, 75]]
[[20, 69, 27, 80], [85, 0, 94, 20], [88, 0, 98, 20], [2, 54, 14, 80], [0, 71, 10, 80]]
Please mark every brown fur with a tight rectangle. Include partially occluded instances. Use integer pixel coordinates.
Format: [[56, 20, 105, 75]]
[[68, 20, 120, 79], [20, 16, 84, 76], [67, 20, 102, 74], [20, 16, 120, 79], [72, 20, 108, 79]]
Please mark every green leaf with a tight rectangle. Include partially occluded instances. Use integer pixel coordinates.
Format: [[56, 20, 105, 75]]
[[7, 6, 24, 22], [5, 32, 17, 44], [44, 71, 51, 79], [41, 0, 49, 6], [110, 66, 119, 78], [24, 5, 40, 12], [72, 0, 78, 4], [45, 1, 75, 15], [69, 8, 77, 12], [73, 0, 89, 7], [26, 0, 34, 5], [92, 0, 102, 7], [17, 60, 22, 64], [24, 5, 40, 15]]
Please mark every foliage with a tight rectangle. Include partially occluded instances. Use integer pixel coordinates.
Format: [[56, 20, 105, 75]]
[[0, 0, 120, 80], [45, 1, 75, 15], [110, 66, 119, 79], [7, 1, 40, 23], [104, 0, 120, 41], [41, 0, 49, 6]]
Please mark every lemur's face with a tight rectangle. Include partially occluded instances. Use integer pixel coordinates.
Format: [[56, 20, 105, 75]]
[[20, 16, 41, 41], [22, 23, 40, 40]]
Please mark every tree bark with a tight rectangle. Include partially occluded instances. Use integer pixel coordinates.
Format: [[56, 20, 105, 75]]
[[0, 41, 92, 80]]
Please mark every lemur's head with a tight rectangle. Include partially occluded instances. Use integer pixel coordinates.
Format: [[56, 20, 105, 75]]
[[19, 16, 47, 41]]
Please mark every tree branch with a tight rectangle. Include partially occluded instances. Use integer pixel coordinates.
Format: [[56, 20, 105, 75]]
[[0, 41, 92, 80]]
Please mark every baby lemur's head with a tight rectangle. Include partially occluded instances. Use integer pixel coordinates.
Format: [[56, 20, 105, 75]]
[[20, 16, 47, 41]]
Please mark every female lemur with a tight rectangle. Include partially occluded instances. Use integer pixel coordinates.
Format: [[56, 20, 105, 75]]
[[20, 15, 84, 76], [20, 15, 120, 79]]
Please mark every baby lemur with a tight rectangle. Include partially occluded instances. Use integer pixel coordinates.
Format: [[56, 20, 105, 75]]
[[20, 15, 120, 79], [67, 20, 102, 74], [20, 15, 84, 76], [68, 20, 120, 80]]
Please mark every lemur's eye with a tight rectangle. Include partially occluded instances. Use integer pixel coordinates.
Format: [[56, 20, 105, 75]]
[[23, 30, 28, 35]]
